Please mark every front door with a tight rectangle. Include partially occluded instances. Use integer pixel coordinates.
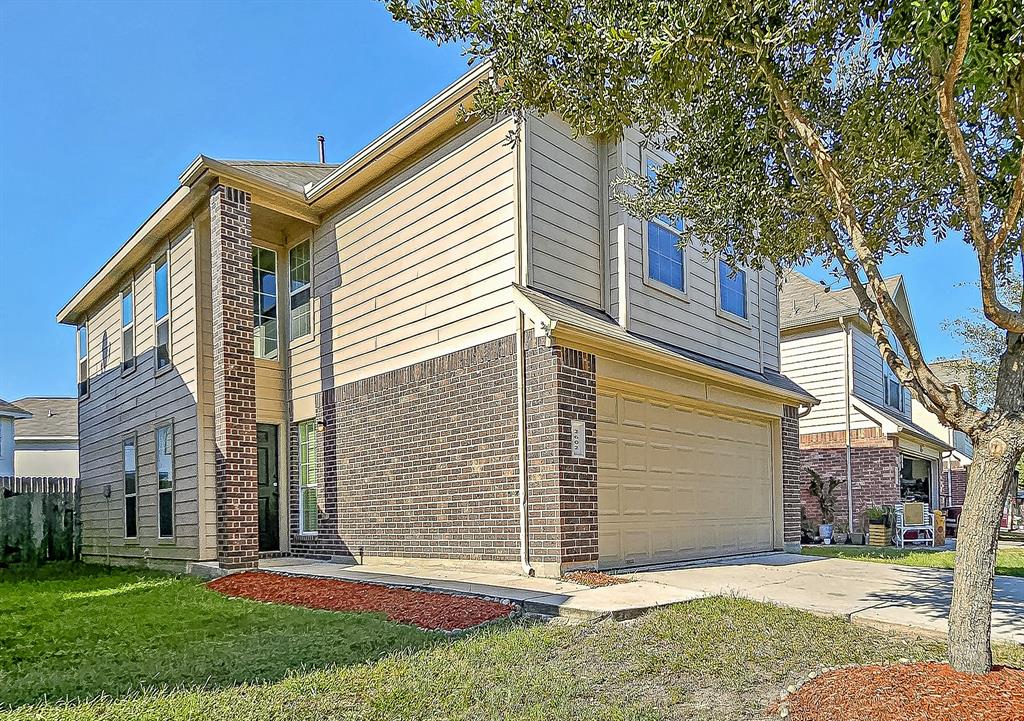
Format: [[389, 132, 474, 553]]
[[257, 424, 280, 552]]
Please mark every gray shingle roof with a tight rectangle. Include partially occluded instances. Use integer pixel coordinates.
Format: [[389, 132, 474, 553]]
[[12, 397, 78, 438], [516, 284, 817, 404], [0, 398, 31, 419], [214, 160, 341, 195], [852, 394, 952, 450], [779, 269, 903, 330]]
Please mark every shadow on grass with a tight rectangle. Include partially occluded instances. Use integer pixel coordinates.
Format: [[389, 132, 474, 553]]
[[0, 563, 447, 708]]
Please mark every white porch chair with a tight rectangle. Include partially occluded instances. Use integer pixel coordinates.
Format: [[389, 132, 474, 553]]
[[893, 502, 934, 548]]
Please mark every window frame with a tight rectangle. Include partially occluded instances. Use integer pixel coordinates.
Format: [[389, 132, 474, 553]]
[[77, 322, 89, 398], [253, 245, 280, 361], [153, 252, 172, 374], [121, 281, 136, 375], [123, 433, 138, 539], [882, 329, 906, 413], [715, 257, 750, 324], [640, 152, 688, 301], [298, 420, 318, 535], [155, 421, 175, 539], [288, 239, 313, 343]]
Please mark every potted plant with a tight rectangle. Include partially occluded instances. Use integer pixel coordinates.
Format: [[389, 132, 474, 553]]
[[833, 519, 850, 545], [866, 506, 892, 546], [807, 468, 841, 545]]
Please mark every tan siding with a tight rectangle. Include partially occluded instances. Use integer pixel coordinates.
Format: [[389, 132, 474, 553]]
[[78, 223, 205, 563], [526, 114, 604, 306], [193, 214, 217, 557], [289, 118, 519, 408]]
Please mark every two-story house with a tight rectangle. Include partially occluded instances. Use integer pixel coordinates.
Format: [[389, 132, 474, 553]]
[[0, 399, 32, 476], [57, 65, 814, 575], [779, 270, 951, 533]]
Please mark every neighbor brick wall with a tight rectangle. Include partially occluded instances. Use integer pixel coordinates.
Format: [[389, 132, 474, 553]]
[[941, 459, 968, 507], [210, 184, 258, 569], [800, 432, 901, 532], [782, 406, 802, 548]]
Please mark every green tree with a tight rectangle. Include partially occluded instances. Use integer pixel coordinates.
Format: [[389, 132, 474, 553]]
[[388, 0, 1024, 673]]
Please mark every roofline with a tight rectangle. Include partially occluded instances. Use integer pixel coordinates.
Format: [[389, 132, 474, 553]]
[[0, 410, 33, 420], [512, 286, 819, 408], [15, 436, 78, 442], [304, 62, 490, 204], [850, 396, 952, 451]]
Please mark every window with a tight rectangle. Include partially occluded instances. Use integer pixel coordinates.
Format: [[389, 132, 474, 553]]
[[289, 241, 312, 340], [154, 256, 171, 370], [253, 247, 279, 359], [156, 423, 174, 538], [123, 435, 138, 538], [298, 420, 318, 533], [718, 259, 748, 319], [121, 285, 135, 373], [644, 159, 686, 292], [883, 329, 904, 412], [77, 324, 89, 397]]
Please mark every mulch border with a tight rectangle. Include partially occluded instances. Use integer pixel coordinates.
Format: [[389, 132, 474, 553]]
[[769, 659, 1024, 720], [209, 570, 522, 635]]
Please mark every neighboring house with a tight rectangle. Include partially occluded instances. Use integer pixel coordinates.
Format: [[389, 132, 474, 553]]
[[57, 65, 814, 575], [0, 399, 32, 476], [12, 397, 79, 477], [911, 360, 974, 507], [779, 270, 952, 532]]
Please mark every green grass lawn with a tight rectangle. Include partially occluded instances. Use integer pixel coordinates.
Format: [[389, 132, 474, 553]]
[[802, 544, 1024, 577], [2, 563, 1022, 721]]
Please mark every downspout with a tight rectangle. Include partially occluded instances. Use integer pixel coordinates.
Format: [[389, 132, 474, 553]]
[[839, 317, 855, 532], [941, 449, 954, 507], [516, 309, 535, 576]]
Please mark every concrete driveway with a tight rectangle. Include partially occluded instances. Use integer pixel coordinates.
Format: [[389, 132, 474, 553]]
[[628, 552, 1024, 644]]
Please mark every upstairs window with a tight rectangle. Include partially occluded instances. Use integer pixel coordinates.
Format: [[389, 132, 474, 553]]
[[644, 158, 685, 293], [121, 285, 135, 373], [77, 324, 89, 397], [253, 247, 279, 359], [289, 241, 312, 340], [298, 420, 318, 533], [883, 329, 905, 412], [123, 435, 137, 538], [154, 256, 171, 370], [718, 259, 748, 319], [156, 422, 174, 538]]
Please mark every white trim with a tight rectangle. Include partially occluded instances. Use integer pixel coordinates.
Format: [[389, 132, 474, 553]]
[[122, 432, 138, 540], [120, 280, 136, 375], [153, 250, 172, 374], [287, 238, 313, 344], [77, 322, 90, 399], [297, 420, 319, 535], [714, 256, 751, 327], [155, 420, 175, 540]]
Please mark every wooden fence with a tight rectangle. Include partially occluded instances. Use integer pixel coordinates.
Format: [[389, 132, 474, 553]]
[[0, 477, 80, 565]]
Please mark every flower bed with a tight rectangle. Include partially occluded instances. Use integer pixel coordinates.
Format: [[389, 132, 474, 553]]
[[208, 571, 514, 631], [769, 662, 1024, 721]]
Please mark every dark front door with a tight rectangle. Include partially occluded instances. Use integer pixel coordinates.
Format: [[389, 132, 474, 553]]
[[257, 424, 280, 552]]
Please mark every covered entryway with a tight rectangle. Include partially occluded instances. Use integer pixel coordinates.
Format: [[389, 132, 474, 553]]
[[596, 383, 776, 568]]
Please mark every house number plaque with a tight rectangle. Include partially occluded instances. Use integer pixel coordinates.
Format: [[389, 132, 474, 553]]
[[571, 419, 586, 458]]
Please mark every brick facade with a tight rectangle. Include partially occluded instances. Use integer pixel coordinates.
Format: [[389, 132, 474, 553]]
[[287, 334, 600, 572], [942, 458, 969, 506], [210, 185, 259, 569], [781, 406, 802, 550], [799, 429, 901, 532]]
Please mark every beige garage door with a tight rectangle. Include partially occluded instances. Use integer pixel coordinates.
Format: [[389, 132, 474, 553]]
[[597, 384, 775, 569]]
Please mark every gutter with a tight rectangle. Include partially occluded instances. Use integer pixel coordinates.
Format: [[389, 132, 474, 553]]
[[515, 311, 534, 577], [839, 317, 855, 532]]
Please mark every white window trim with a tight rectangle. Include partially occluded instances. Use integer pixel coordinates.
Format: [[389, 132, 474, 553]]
[[121, 281, 136, 376], [639, 150, 689, 302], [123, 433, 138, 539], [155, 420, 175, 540], [253, 244, 281, 362], [882, 328, 906, 413], [714, 257, 752, 327], [288, 238, 314, 346], [77, 321, 90, 399], [298, 420, 318, 535], [153, 251, 172, 376]]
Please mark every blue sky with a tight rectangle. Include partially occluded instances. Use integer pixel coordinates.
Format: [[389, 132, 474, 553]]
[[0, 0, 982, 401]]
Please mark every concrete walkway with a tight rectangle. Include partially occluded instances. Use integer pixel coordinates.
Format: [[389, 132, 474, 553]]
[[259, 553, 1024, 643]]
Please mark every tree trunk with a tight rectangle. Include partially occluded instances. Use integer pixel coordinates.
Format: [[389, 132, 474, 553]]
[[948, 332, 1024, 674]]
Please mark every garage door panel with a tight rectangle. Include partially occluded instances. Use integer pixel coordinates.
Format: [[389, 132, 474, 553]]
[[598, 384, 775, 569]]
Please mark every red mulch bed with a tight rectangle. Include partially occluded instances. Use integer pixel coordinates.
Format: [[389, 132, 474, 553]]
[[208, 571, 513, 631], [563, 570, 630, 587], [769, 662, 1024, 721]]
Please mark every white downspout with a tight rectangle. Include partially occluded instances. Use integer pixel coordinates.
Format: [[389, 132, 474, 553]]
[[516, 309, 535, 576], [839, 317, 855, 532]]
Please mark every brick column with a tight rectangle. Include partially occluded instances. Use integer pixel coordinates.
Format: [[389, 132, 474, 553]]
[[781, 405, 802, 552], [527, 337, 599, 572], [210, 184, 258, 569]]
